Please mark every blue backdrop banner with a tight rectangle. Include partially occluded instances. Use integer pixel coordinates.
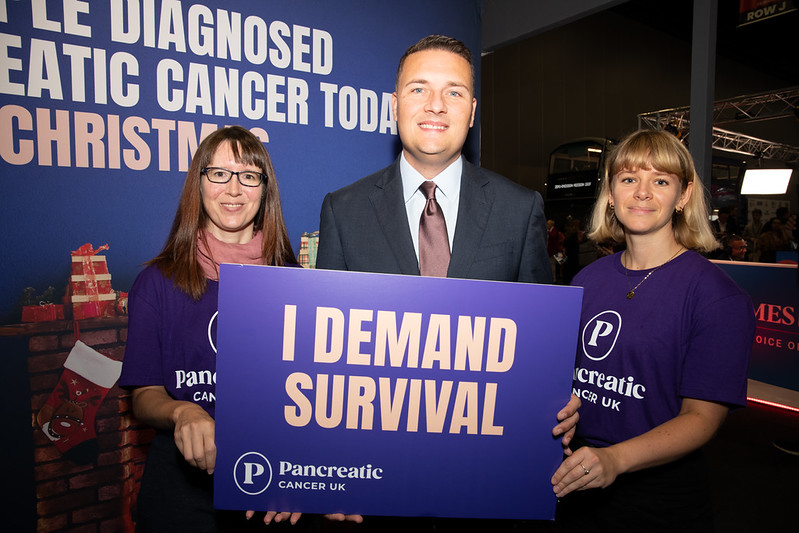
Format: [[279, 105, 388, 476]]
[[213, 265, 582, 519], [0, 0, 481, 324]]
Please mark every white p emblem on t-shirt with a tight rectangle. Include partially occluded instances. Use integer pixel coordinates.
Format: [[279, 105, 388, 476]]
[[582, 310, 621, 361]]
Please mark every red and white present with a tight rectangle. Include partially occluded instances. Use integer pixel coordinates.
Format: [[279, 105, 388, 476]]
[[21, 303, 65, 322], [70, 243, 116, 319]]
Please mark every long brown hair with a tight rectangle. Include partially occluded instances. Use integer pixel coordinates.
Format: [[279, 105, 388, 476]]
[[588, 129, 719, 253], [149, 126, 297, 299]]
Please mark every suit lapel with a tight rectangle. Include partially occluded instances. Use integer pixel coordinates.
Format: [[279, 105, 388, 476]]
[[369, 161, 420, 275], [449, 161, 492, 278]]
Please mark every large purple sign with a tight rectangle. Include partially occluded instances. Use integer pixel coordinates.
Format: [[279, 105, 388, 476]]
[[213, 265, 582, 520]]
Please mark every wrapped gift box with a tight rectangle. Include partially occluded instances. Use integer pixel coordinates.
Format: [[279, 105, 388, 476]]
[[71, 255, 110, 276], [70, 277, 113, 295], [21, 303, 65, 322], [71, 295, 116, 320], [70, 243, 116, 319]]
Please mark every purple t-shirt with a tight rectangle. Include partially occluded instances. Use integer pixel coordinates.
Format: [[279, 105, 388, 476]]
[[571, 250, 754, 448], [120, 265, 220, 418]]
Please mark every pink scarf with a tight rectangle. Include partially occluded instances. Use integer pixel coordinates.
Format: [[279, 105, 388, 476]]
[[197, 229, 265, 281]]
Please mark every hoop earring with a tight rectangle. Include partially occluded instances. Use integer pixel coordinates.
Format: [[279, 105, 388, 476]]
[[675, 205, 683, 214]]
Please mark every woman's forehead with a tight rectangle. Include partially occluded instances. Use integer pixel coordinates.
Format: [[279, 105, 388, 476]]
[[213, 141, 259, 166]]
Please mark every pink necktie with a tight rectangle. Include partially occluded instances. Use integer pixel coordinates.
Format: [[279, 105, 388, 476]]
[[418, 180, 450, 277]]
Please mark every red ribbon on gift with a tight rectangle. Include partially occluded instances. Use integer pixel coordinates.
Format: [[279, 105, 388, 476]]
[[71, 243, 110, 302], [70, 243, 115, 319]]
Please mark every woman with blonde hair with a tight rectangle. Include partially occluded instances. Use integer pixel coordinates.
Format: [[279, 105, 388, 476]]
[[551, 129, 754, 532]]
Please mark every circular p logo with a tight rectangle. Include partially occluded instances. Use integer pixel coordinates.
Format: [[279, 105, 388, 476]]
[[234, 452, 273, 495], [582, 310, 621, 361]]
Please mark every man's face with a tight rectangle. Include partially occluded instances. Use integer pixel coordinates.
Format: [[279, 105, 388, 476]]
[[730, 239, 747, 260], [392, 49, 477, 178]]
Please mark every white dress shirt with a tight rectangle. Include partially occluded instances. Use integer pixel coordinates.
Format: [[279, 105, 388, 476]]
[[400, 153, 462, 262]]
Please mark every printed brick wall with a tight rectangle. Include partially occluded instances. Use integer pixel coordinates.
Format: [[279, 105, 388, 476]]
[[26, 319, 153, 533]]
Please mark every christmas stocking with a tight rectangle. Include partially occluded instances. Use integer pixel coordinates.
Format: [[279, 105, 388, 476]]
[[36, 341, 122, 464]]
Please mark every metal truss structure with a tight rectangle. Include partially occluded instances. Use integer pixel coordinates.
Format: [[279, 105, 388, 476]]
[[638, 87, 799, 162]]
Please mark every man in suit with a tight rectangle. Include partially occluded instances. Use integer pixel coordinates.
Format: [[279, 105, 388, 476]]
[[317, 35, 551, 283], [316, 36, 578, 528]]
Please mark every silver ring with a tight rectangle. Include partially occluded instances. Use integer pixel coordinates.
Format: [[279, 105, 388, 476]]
[[580, 464, 590, 476]]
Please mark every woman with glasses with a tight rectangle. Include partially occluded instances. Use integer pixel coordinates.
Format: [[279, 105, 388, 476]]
[[551, 130, 754, 532], [119, 126, 299, 531]]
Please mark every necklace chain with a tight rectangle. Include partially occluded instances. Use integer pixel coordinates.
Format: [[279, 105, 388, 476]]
[[623, 247, 684, 299]]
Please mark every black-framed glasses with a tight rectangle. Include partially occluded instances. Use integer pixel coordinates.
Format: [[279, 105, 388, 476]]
[[202, 167, 266, 187]]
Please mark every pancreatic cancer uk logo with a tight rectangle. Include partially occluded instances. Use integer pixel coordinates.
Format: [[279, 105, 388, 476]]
[[581, 310, 621, 361], [234, 452, 273, 495]]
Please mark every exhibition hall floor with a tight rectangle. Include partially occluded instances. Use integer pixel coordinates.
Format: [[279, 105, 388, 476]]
[[704, 401, 799, 533]]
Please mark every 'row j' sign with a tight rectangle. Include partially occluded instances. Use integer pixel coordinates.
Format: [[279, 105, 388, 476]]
[[214, 265, 582, 520]]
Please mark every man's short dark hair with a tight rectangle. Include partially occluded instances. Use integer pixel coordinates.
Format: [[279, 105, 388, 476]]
[[725, 234, 745, 247], [396, 35, 474, 91]]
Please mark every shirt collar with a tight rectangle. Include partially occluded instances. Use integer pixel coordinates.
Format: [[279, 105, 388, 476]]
[[400, 153, 463, 204]]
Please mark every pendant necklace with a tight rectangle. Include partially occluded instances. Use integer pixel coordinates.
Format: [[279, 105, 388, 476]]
[[623, 247, 684, 299]]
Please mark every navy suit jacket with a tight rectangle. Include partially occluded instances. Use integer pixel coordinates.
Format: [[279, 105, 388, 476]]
[[317, 157, 552, 283]]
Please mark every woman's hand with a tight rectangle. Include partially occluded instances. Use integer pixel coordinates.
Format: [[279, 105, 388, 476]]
[[324, 513, 364, 523], [243, 511, 363, 525], [551, 446, 621, 497], [171, 401, 216, 474], [244, 511, 302, 525], [552, 393, 580, 455], [131, 386, 216, 473], [551, 398, 728, 497]]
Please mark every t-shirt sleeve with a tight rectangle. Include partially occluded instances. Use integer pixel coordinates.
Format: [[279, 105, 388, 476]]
[[680, 268, 754, 407], [119, 267, 166, 389]]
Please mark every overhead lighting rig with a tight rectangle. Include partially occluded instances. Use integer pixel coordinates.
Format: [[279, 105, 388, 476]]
[[638, 87, 799, 162]]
